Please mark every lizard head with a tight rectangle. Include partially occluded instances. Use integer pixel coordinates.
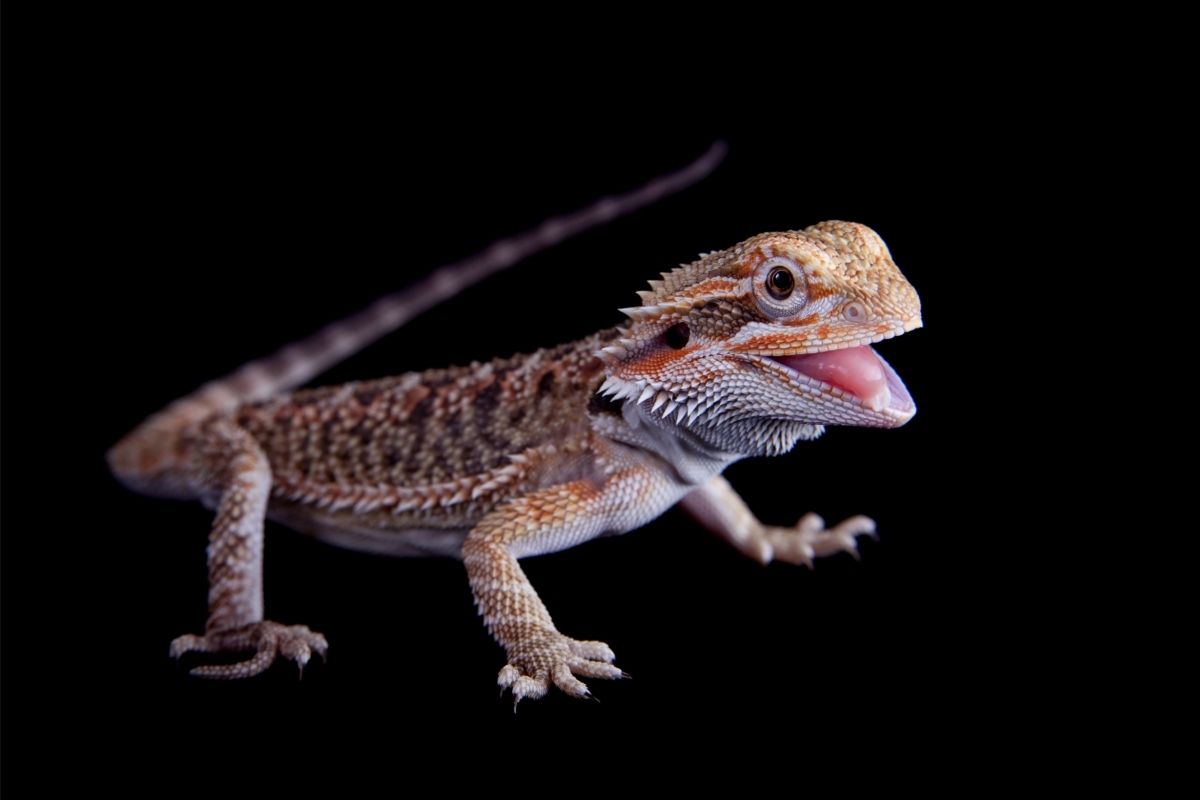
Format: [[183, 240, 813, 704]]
[[596, 221, 922, 457]]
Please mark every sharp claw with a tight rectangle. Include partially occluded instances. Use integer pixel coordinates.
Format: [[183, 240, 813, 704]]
[[501, 636, 622, 703], [173, 623, 326, 680]]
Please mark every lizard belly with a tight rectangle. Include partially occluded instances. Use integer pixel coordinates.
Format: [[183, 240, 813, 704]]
[[267, 504, 470, 558]]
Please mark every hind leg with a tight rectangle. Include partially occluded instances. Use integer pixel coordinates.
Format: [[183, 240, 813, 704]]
[[169, 418, 326, 678]]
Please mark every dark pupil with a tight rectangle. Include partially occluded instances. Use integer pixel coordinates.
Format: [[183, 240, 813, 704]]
[[768, 267, 794, 298]]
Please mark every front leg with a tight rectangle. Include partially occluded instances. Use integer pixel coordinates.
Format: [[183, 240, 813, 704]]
[[463, 465, 669, 705], [680, 475, 876, 567]]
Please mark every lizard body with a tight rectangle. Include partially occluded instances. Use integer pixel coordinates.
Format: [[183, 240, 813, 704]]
[[236, 331, 619, 558], [109, 147, 922, 703]]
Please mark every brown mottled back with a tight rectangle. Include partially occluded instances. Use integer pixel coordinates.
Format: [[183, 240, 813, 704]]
[[237, 331, 618, 489]]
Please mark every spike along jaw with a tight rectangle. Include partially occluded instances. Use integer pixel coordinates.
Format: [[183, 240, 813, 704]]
[[596, 221, 923, 458]]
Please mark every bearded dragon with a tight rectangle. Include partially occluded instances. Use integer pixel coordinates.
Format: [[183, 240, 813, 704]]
[[108, 144, 922, 703]]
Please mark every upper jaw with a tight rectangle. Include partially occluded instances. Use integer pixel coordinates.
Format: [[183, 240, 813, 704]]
[[734, 316, 922, 358], [742, 318, 921, 427]]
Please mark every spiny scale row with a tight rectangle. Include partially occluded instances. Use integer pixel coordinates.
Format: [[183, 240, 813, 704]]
[[596, 375, 722, 426]]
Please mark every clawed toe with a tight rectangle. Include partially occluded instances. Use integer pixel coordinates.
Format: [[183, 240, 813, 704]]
[[170, 621, 327, 679], [567, 639, 616, 663], [498, 633, 626, 707], [804, 513, 876, 558], [767, 513, 878, 565]]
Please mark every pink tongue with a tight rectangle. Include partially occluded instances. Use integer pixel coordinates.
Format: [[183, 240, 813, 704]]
[[775, 346, 891, 411]]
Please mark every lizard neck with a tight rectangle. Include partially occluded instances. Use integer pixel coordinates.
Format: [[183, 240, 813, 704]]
[[589, 396, 742, 486], [682, 415, 827, 458], [589, 370, 826, 472]]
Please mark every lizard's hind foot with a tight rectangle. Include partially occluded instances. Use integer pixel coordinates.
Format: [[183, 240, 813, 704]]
[[170, 621, 328, 679]]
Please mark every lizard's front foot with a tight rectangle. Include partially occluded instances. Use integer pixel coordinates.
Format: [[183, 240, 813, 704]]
[[170, 621, 328, 679], [761, 513, 877, 567], [498, 631, 625, 706]]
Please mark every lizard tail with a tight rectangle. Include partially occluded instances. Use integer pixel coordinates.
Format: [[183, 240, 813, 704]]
[[108, 142, 728, 495]]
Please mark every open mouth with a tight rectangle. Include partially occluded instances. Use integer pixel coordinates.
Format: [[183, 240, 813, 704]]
[[767, 345, 915, 417]]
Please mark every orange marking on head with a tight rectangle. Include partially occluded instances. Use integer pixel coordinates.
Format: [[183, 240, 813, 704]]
[[728, 333, 806, 353], [617, 346, 695, 382], [784, 313, 820, 327], [806, 283, 835, 301], [816, 325, 831, 339], [740, 248, 766, 276], [670, 277, 740, 303]]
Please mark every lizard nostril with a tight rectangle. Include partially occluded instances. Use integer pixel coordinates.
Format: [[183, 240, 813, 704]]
[[843, 302, 867, 322], [664, 322, 690, 349]]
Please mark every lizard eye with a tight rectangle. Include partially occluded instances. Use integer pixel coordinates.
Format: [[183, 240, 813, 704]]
[[753, 257, 807, 318]]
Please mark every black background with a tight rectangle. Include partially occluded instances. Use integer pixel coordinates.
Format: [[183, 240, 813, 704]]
[[3, 17, 1056, 788]]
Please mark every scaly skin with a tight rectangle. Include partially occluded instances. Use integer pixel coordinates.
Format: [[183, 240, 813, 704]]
[[109, 147, 921, 704]]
